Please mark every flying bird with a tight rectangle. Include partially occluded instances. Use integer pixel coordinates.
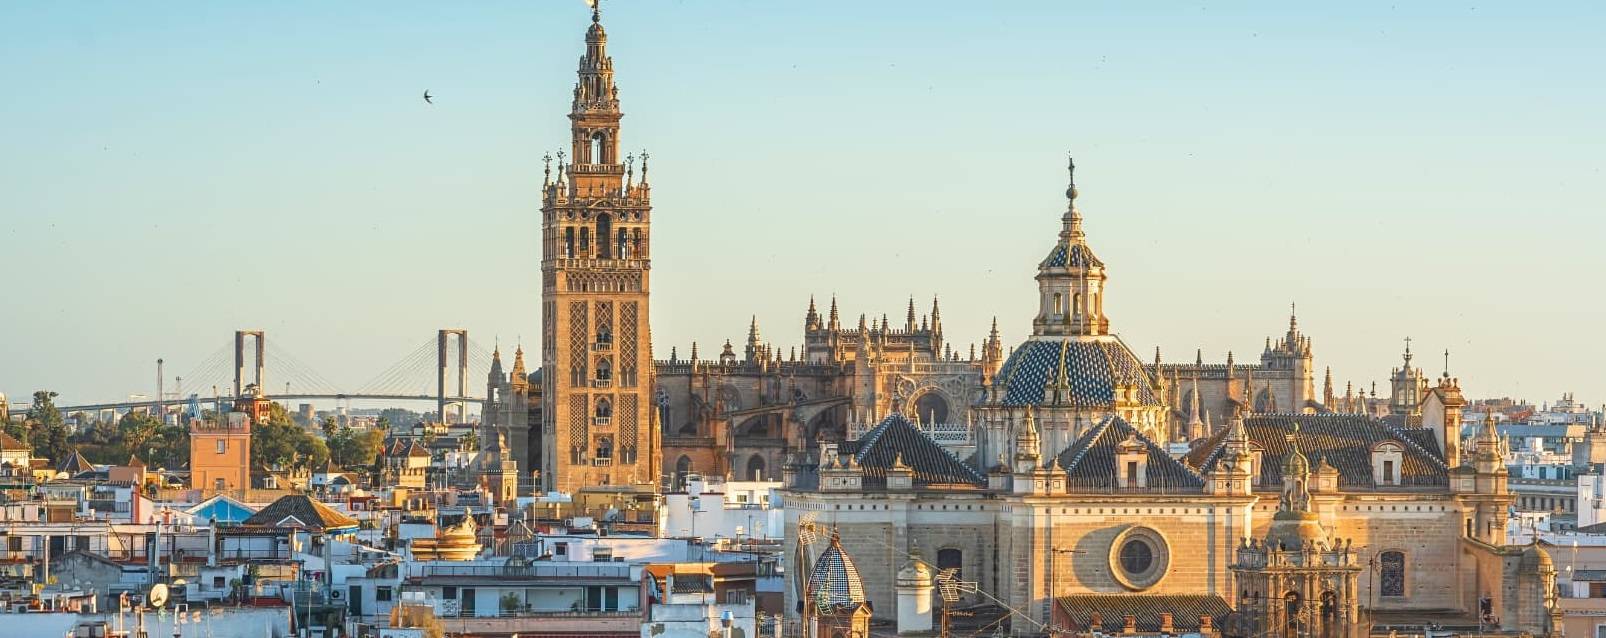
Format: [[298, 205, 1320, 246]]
[[423, 90, 433, 105]]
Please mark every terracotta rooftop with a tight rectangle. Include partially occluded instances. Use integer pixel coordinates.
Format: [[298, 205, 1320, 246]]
[[243, 494, 359, 532]]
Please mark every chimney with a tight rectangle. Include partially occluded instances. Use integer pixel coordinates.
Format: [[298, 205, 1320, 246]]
[[1199, 614, 1214, 633], [1089, 612, 1102, 630], [1123, 614, 1137, 635], [1160, 612, 1174, 634]]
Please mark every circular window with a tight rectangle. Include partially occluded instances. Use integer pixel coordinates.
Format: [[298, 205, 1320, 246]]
[[1108, 526, 1170, 591], [1119, 539, 1153, 574]]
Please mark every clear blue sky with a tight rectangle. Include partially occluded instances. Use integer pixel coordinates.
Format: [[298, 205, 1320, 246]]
[[2, 1, 1603, 408]]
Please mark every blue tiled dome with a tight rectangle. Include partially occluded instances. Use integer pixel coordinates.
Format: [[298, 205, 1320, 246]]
[[996, 338, 1162, 408], [1040, 241, 1103, 269], [809, 532, 867, 610]]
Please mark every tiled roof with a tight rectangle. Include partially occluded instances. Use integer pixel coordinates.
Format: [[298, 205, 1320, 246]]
[[844, 413, 984, 487], [1056, 594, 1232, 632], [1185, 414, 1449, 489], [1040, 241, 1103, 269], [1056, 415, 1205, 491], [671, 574, 714, 594], [1394, 428, 1444, 463], [57, 450, 95, 475], [996, 338, 1163, 408], [242, 494, 359, 532], [0, 431, 30, 451], [808, 533, 867, 610]]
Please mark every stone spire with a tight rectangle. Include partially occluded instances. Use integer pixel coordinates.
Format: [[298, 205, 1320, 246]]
[[805, 296, 820, 331], [510, 344, 527, 379], [828, 295, 841, 330], [489, 343, 505, 383], [1014, 408, 1042, 472], [745, 316, 763, 362], [1323, 366, 1334, 407], [905, 297, 917, 332]]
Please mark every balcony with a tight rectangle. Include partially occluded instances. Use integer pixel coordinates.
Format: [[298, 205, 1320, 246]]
[[592, 341, 613, 352], [592, 458, 614, 467], [418, 563, 634, 581], [592, 379, 612, 388], [593, 417, 612, 426]]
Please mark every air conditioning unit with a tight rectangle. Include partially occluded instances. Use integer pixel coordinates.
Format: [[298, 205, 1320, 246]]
[[330, 589, 345, 600]]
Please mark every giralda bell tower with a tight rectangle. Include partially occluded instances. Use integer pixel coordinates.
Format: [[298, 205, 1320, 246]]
[[540, 2, 657, 493]]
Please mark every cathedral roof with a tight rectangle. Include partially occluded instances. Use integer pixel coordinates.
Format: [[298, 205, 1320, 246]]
[[842, 413, 984, 488], [1185, 414, 1449, 489], [1055, 594, 1232, 633], [1393, 427, 1445, 463], [995, 337, 1163, 408], [808, 531, 868, 611], [1056, 415, 1205, 491]]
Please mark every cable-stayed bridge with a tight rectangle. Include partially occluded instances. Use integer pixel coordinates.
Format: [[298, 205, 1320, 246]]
[[20, 330, 505, 421]]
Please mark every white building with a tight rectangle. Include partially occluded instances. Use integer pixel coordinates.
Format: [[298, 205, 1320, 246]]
[[661, 476, 784, 541]]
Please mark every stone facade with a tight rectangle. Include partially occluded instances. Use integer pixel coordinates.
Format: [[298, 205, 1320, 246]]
[[783, 166, 1557, 637]]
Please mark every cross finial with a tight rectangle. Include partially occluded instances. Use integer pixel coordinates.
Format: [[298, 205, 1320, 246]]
[[1066, 152, 1078, 201]]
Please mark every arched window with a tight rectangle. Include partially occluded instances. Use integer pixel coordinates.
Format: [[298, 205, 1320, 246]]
[[596, 358, 612, 381], [1052, 293, 1063, 316], [1320, 591, 1338, 620], [747, 454, 766, 481], [579, 227, 590, 255], [564, 227, 575, 258], [1379, 550, 1406, 597], [617, 228, 629, 258], [596, 214, 613, 259], [674, 455, 693, 488], [595, 398, 612, 420], [914, 392, 950, 425], [1072, 293, 1083, 318], [590, 131, 607, 164], [595, 436, 613, 461], [1283, 591, 1302, 626], [937, 548, 963, 580]]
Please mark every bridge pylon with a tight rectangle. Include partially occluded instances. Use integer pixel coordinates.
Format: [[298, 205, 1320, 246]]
[[234, 330, 265, 397], [438, 329, 469, 424]]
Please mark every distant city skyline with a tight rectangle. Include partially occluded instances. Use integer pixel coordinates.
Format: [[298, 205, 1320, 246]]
[[3, 1, 1603, 407]]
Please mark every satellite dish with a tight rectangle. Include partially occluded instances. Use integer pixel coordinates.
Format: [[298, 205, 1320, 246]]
[[147, 583, 169, 609]]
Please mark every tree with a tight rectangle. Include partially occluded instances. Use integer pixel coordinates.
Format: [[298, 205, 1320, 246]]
[[118, 412, 163, 455], [253, 402, 329, 471], [26, 390, 70, 462], [319, 416, 339, 439], [377, 408, 420, 431], [329, 426, 386, 469]]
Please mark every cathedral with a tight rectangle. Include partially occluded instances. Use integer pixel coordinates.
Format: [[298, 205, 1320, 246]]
[[479, 6, 1559, 635]]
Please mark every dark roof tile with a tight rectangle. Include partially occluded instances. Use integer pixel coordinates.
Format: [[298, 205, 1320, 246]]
[[1056, 415, 1205, 491], [846, 414, 983, 487], [1185, 414, 1448, 489]]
